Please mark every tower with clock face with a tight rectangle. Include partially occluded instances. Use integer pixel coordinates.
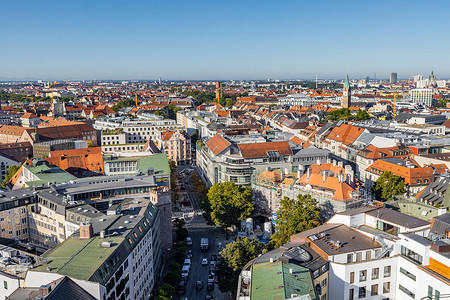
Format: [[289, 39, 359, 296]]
[[342, 74, 351, 109]]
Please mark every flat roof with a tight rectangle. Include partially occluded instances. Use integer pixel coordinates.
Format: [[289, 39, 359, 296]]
[[366, 207, 430, 228]]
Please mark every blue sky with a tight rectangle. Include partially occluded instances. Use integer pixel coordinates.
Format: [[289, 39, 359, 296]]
[[1, 0, 449, 80]]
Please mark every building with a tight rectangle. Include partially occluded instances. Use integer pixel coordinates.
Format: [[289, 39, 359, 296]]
[[45, 147, 104, 177], [409, 89, 434, 107], [342, 75, 351, 109], [0, 154, 20, 182], [237, 243, 326, 300], [9, 159, 77, 190], [390, 73, 397, 84], [0, 125, 30, 144], [157, 130, 191, 165], [0, 142, 33, 162], [287, 206, 450, 300], [197, 133, 330, 187], [20, 123, 98, 146], [216, 81, 223, 99], [25, 197, 162, 300]]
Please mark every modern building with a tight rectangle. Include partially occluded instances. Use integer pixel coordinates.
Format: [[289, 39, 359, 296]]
[[390, 73, 397, 84], [409, 89, 434, 107]]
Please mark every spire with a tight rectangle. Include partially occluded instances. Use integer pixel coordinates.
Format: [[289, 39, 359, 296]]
[[344, 74, 350, 89]]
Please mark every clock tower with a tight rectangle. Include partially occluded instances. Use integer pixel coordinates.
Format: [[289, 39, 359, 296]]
[[342, 74, 351, 109]]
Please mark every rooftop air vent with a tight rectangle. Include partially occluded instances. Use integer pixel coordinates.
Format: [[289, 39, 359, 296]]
[[124, 221, 130, 224], [99, 218, 106, 222], [119, 226, 124, 229]]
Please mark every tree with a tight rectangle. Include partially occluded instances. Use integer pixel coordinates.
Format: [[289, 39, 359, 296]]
[[436, 98, 449, 108], [372, 171, 406, 201], [153, 110, 166, 118], [157, 284, 175, 298], [326, 108, 370, 121], [216, 237, 263, 294], [204, 182, 254, 227], [1, 165, 20, 189], [164, 271, 181, 285], [271, 194, 321, 248], [173, 218, 188, 241]]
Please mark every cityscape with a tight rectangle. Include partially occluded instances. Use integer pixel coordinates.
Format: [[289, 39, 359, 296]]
[[1, 1, 450, 300]]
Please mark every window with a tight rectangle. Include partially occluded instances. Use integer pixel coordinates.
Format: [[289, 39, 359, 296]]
[[356, 252, 362, 262], [349, 288, 354, 300], [366, 251, 371, 260], [321, 278, 327, 288], [428, 286, 433, 299], [401, 246, 423, 264], [399, 284, 414, 298], [399, 267, 416, 281], [383, 282, 390, 294], [436, 289, 440, 300], [359, 270, 367, 282], [372, 268, 379, 280], [358, 287, 366, 298], [350, 272, 354, 284], [347, 254, 352, 263], [384, 266, 391, 277], [3, 281, 7, 289], [371, 284, 378, 296]]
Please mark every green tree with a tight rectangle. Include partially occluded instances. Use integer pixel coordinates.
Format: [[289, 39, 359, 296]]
[[168, 262, 181, 272], [157, 284, 175, 298], [111, 99, 135, 112], [271, 194, 321, 248], [204, 182, 254, 227], [153, 110, 166, 118], [1, 165, 20, 189], [355, 109, 370, 121], [216, 237, 263, 294], [436, 98, 449, 108], [372, 171, 406, 201], [164, 271, 181, 285], [326, 108, 370, 121]]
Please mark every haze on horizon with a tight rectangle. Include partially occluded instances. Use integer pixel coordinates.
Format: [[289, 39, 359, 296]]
[[2, 0, 449, 81]]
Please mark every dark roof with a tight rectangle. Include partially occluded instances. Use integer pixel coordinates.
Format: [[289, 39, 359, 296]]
[[366, 207, 430, 228], [46, 276, 97, 300], [291, 223, 382, 255], [337, 206, 377, 216], [431, 213, 450, 236]]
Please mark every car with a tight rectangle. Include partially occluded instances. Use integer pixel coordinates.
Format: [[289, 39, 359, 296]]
[[196, 280, 204, 290], [202, 258, 208, 265], [181, 265, 189, 278], [207, 282, 214, 291], [205, 295, 214, 300], [209, 267, 215, 276], [210, 260, 215, 267], [208, 274, 215, 283], [217, 242, 222, 250], [178, 280, 186, 295], [186, 249, 193, 259], [210, 254, 217, 262], [186, 237, 192, 246]]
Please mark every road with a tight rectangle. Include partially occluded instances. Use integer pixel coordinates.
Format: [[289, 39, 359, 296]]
[[174, 166, 228, 300]]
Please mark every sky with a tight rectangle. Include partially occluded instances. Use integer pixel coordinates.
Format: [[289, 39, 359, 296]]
[[1, 0, 450, 81]]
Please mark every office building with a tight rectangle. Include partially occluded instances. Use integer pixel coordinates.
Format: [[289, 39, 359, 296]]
[[390, 72, 397, 84]]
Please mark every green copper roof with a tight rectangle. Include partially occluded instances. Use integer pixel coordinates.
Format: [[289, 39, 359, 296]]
[[344, 74, 350, 89], [251, 261, 317, 300]]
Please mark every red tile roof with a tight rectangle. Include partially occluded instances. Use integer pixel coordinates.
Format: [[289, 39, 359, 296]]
[[239, 141, 292, 159], [205, 134, 231, 156]]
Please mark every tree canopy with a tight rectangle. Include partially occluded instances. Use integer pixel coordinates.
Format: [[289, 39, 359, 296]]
[[1, 165, 20, 189], [326, 108, 370, 121], [204, 182, 254, 227], [111, 99, 135, 112], [372, 171, 406, 201], [271, 194, 321, 248], [216, 237, 263, 294]]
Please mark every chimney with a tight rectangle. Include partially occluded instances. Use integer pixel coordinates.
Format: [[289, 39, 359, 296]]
[[438, 207, 447, 216], [80, 222, 93, 239], [297, 170, 302, 178], [307, 168, 312, 180], [338, 172, 343, 183], [332, 160, 336, 166], [316, 159, 321, 165], [338, 161, 343, 168], [39, 285, 51, 297], [326, 158, 331, 164], [100, 230, 105, 239], [323, 170, 329, 182], [285, 168, 289, 175], [289, 268, 293, 274], [270, 257, 274, 263]]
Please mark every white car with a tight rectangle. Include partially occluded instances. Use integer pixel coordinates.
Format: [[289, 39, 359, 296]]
[[202, 258, 208, 265], [186, 237, 192, 246]]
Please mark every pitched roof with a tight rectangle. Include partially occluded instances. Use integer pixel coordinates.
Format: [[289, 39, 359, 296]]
[[0, 125, 30, 136], [326, 123, 365, 146], [238, 141, 292, 159], [205, 134, 231, 156]]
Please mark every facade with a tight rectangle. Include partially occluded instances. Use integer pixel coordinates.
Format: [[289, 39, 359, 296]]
[[0, 142, 33, 162], [390, 73, 397, 84], [287, 206, 450, 300], [409, 89, 434, 106], [0, 154, 20, 182], [197, 133, 330, 187], [157, 130, 191, 165]]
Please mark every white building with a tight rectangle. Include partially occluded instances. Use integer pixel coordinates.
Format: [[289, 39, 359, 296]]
[[409, 89, 434, 107]]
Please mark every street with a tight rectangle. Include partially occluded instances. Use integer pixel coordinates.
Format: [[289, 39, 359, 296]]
[[174, 166, 228, 300]]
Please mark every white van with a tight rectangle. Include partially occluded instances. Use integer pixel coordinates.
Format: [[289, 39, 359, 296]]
[[184, 258, 191, 269], [181, 265, 189, 278]]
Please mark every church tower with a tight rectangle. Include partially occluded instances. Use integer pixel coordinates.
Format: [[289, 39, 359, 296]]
[[342, 74, 351, 108]]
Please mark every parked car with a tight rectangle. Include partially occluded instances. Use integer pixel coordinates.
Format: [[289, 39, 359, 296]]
[[178, 280, 186, 295], [207, 282, 214, 291], [181, 265, 189, 278], [186, 249, 193, 259], [208, 274, 215, 283], [202, 258, 208, 265], [209, 267, 215, 276], [196, 280, 204, 290], [186, 237, 192, 246]]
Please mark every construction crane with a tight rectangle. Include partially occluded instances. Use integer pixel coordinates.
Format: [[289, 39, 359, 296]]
[[49, 82, 60, 100], [135, 92, 139, 107], [392, 93, 398, 118]]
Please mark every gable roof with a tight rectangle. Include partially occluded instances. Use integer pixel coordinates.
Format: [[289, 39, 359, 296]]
[[326, 123, 365, 146], [205, 134, 231, 156], [238, 141, 292, 159]]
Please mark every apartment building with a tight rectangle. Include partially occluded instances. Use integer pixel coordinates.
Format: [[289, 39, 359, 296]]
[[0, 142, 33, 162], [197, 133, 330, 187], [25, 197, 162, 300], [284, 206, 450, 300], [157, 130, 191, 165]]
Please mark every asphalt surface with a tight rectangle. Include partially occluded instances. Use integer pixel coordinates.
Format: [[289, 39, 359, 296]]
[[174, 166, 228, 300]]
